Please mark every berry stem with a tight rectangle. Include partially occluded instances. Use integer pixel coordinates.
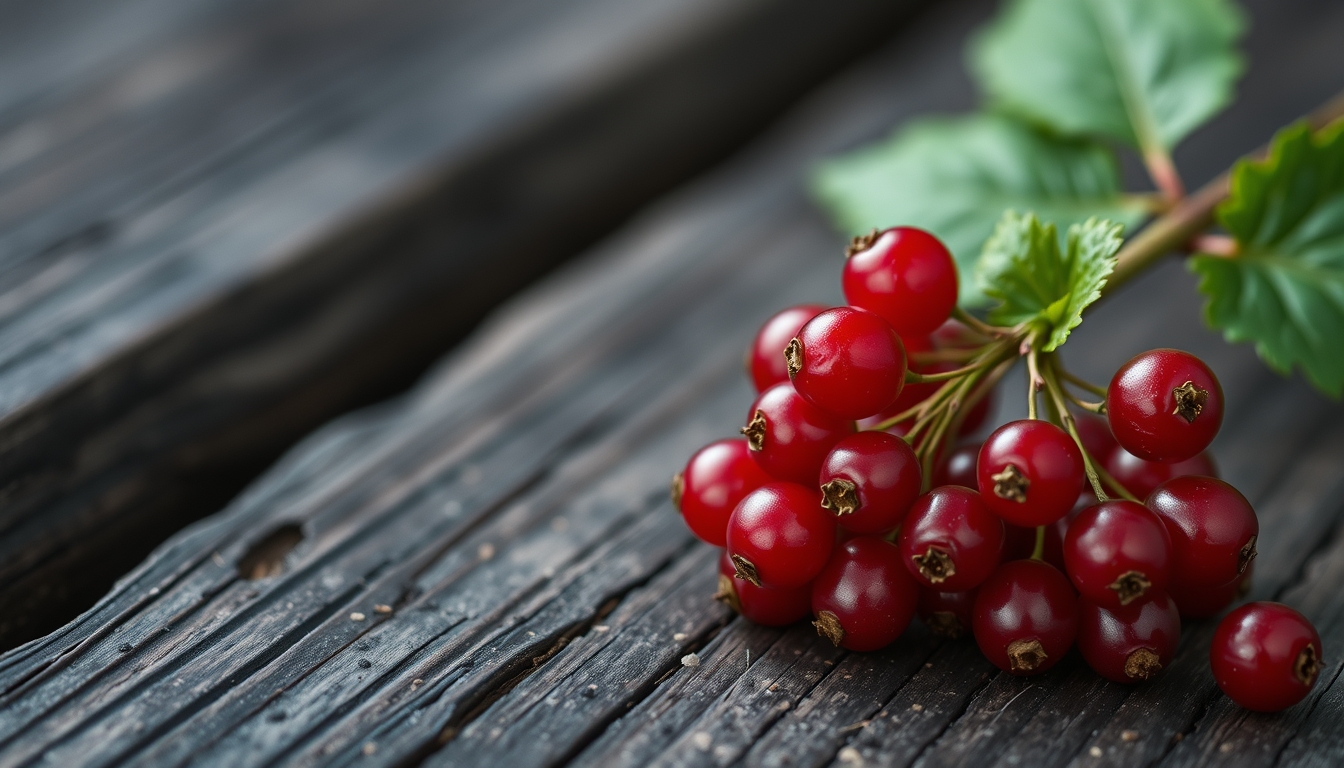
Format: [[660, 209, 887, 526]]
[[1058, 369, 1108, 399], [951, 306, 1008, 338], [905, 357, 999, 383], [1039, 354, 1108, 502], [1143, 144, 1185, 204], [1030, 525, 1046, 562], [1025, 336, 1044, 422]]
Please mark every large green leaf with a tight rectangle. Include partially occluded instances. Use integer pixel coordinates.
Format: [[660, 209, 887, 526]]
[[811, 114, 1145, 304], [970, 0, 1244, 151], [978, 211, 1123, 351], [1191, 121, 1344, 397]]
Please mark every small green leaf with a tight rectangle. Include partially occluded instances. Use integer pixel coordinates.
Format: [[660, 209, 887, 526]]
[[970, 0, 1244, 151], [811, 114, 1145, 304], [978, 212, 1124, 351], [1191, 121, 1344, 397]]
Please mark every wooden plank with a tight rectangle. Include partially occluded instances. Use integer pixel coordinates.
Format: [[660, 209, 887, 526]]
[[2, 0, 1344, 765], [0, 0, 927, 649]]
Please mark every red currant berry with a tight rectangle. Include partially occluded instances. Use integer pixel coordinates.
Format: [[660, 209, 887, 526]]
[[934, 441, 980, 489], [1212, 602, 1323, 712], [898, 486, 1005, 591], [843, 227, 958, 336], [748, 305, 827, 392], [973, 560, 1078, 675], [977, 420, 1085, 526], [1166, 562, 1251, 620], [675, 439, 772, 547], [1146, 475, 1257, 612], [810, 537, 918, 651], [726, 482, 835, 590], [742, 383, 854, 485], [818, 431, 921, 534], [788, 307, 907, 420], [715, 551, 811, 626], [918, 587, 977, 639], [931, 318, 978, 349], [1077, 590, 1180, 683], [1064, 501, 1172, 610], [1001, 520, 1067, 571], [1107, 349, 1224, 462], [1106, 448, 1218, 500]]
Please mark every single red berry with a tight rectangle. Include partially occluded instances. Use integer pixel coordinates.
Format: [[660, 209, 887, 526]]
[[748, 305, 827, 392], [1212, 602, 1323, 712], [977, 420, 1085, 526], [842, 227, 958, 336], [1145, 475, 1257, 614], [1064, 500, 1172, 610], [675, 439, 772, 547], [1001, 520, 1067, 572], [934, 441, 980, 489], [788, 307, 907, 420], [1107, 349, 1224, 462], [1106, 448, 1217, 500], [918, 587, 977, 639], [1077, 590, 1181, 683], [715, 551, 811, 626], [726, 483, 835, 590], [810, 537, 918, 651], [973, 560, 1078, 675], [1167, 562, 1252, 619], [742, 383, 854, 485], [898, 486, 1005, 592], [818, 431, 922, 534]]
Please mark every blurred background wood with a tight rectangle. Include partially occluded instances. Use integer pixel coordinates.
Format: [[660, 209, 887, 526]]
[[0, 0, 923, 648], [2, 0, 1344, 766]]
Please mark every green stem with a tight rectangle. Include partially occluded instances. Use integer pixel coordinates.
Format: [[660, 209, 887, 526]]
[[1059, 369, 1108, 399], [1039, 354, 1107, 502], [1030, 525, 1046, 562]]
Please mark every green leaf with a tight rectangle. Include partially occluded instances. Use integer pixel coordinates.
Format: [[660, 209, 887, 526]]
[[1191, 121, 1344, 397], [970, 0, 1244, 151], [811, 114, 1145, 304], [978, 211, 1124, 351]]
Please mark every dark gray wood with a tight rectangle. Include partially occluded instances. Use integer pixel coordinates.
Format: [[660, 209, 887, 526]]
[[0, 0, 926, 649], [3, 0, 1344, 766]]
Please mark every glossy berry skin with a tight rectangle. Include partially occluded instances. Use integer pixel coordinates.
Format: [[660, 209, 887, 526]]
[[1212, 602, 1323, 712], [811, 537, 918, 651], [789, 307, 907, 420], [934, 441, 980, 489], [1064, 501, 1172, 610], [1168, 562, 1251, 619], [727, 483, 835, 590], [742, 383, 854, 485], [749, 305, 827, 392], [977, 420, 1085, 526], [715, 551, 811, 626], [675, 440, 772, 547], [1107, 449, 1217, 500], [1108, 349, 1224, 462], [918, 587, 977, 639], [898, 486, 1005, 592], [973, 560, 1078, 675], [843, 227, 958, 336], [1146, 475, 1258, 612], [818, 432, 922, 534], [1077, 590, 1181, 683]]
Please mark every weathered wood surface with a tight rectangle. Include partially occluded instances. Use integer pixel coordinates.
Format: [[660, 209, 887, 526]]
[[3, 0, 1344, 766], [0, 0, 925, 648]]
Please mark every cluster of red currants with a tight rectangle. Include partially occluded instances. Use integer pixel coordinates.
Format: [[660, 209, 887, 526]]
[[673, 226, 1324, 713]]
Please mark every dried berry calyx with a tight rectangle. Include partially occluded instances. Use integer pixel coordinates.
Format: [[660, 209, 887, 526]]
[[784, 338, 803, 378], [1006, 638, 1048, 673], [991, 464, 1029, 503], [925, 611, 965, 639], [1125, 648, 1163, 680], [713, 574, 741, 614], [845, 228, 881, 257], [740, 410, 767, 451], [820, 478, 860, 516], [670, 472, 684, 510], [731, 554, 761, 587], [813, 610, 846, 646], [912, 546, 956, 583], [1295, 645, 1321, 686], [1239, 535, 1258, 574], [1107, 570, 1152, 606], [1172, 381, 1209, 423]]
